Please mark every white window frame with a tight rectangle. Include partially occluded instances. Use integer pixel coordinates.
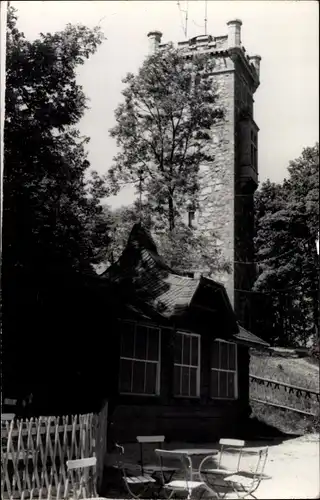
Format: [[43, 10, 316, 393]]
[[210, 339, 238, 400], [119, 321, 161, 397], [174, 331, 201, 398]]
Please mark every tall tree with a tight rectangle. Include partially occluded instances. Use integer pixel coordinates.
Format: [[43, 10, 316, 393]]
[[109, 45, 224, 231], [2, 5, 110, 407], [3, 5, 109, 288], [252, 144, 319, 346]]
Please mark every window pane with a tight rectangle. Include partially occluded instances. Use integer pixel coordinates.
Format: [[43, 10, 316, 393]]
[[220, 343, 228, 370], [174, 365, 181, 395], [145, 363, 157, 395], [135, 325, 147, 360], [174, 334, 182, 364], [183, 335, 191, 365], [210, 370, 219, 398], [120, 322, 135, 358], [190, 367, 197, 397], [191, 337, 199, 366], [132, 361, 145, 394], [227, 372, 235, 399], [211, 341, 219, 369], [220, 371, 228, 398], [181, 367, 190, 397], [119, 359, 132, 393], [228, 344, 236, 370], [147, 328, 159, 361]]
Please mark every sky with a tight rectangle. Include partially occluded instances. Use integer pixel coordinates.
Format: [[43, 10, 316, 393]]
[[9, 0, 320, 208]]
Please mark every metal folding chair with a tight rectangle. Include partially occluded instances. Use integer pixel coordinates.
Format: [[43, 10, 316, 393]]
[[198, 439, 245, 499], [1, 413, 16, 421], [66, 456, 108, 499], [217, 439, 246, 471], [155, 449, 205, 500], [222, 447, 269, 499], [136, 435, 165, 473], [114, 441, 157, 499]]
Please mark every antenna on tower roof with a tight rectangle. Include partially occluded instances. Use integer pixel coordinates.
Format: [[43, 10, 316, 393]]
[[185, 0, 189, 38], [177, 1, 189, 38], [204, 0, 208, 35]]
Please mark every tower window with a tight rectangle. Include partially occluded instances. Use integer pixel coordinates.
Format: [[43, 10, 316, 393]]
[[188, 210, 195, 228], [246, 95, 253, 117], [240, 79, 253, 116], [251, 131, 258, 171], [195, 73, 201, 87]]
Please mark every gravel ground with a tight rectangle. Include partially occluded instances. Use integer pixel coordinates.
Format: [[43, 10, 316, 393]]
[[254, 433, 320, 499], [106, 433, 320, 499]]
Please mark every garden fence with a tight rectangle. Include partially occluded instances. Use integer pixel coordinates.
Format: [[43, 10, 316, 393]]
[[1, 410, 108, 500]]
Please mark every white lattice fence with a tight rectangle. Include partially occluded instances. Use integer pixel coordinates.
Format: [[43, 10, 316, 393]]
[[1, 413, 96, 500]]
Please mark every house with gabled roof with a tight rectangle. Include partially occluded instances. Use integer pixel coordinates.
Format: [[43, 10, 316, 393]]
[[97, 223, 268, 442], [1, 221, 268, 439]]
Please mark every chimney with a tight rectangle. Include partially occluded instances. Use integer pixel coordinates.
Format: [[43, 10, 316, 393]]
[[147, 31, 162, 54], [249, 55, 261, 79], [227, 19, 242, 48]]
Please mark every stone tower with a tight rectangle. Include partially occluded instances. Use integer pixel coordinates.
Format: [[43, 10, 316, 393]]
[[147, 21, 261, 327]]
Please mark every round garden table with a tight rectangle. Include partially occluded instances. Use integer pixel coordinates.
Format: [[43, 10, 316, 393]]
[[166, 448, 219, 477]]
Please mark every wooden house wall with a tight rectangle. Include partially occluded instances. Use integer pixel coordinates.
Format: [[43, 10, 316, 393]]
[[3, 280, 251, 442], [108, 323, 251, 443]]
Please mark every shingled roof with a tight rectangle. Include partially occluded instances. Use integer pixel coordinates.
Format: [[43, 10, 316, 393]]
[[99, 223, 268, 346], [234, 326, 270, 348]]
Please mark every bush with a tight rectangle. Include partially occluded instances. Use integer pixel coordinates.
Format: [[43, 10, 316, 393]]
[[312, 407, 320, 432], [310, 337, 320, 360]]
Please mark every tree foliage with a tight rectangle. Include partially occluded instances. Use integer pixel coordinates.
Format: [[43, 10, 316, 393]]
[[252, 144, 319, 346], [109, 45, 224, 231], [101, 202, 230, 276], [2, 6, 110, 406], [3, 5, 109, 288], [106, 43, 229, 277]]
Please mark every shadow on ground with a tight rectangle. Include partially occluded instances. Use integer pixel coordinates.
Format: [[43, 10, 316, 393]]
[[98, 416, 304, 497], [237, 415, 301, 445]]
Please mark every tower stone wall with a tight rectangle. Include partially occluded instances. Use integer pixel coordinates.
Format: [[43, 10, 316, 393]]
[[147, 21, 261, 326]]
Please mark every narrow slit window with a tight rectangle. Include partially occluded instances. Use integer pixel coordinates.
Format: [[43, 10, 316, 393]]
[[188, 210, 195, 228]]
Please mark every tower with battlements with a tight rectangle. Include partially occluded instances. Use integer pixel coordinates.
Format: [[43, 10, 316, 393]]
[[147, 21, 261, 327]]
